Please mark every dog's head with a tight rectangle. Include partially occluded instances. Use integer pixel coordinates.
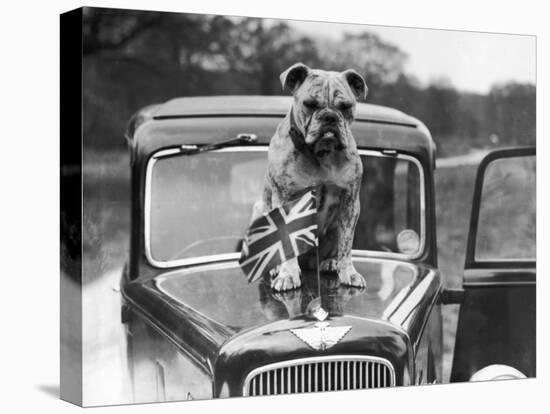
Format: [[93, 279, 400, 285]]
[[280, 63, 367, 158]]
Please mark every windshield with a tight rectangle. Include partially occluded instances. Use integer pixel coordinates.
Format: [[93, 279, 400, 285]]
[[145, 147, 424, 267]]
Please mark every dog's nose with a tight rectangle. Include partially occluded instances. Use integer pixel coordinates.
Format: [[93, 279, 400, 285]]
[[321, 111, 339, 124]]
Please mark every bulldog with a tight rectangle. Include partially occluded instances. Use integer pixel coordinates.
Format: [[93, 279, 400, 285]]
[[254, 62, 368, 292]]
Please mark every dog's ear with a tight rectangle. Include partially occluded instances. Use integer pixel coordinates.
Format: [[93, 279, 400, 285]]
[[280, 63, 310, 93], [342, 69, 368, 100]]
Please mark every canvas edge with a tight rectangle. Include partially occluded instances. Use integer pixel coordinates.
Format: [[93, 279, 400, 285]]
[[60, 7, 83, 407]]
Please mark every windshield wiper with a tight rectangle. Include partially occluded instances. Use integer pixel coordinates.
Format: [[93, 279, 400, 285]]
[[180, 133, 258, 155]]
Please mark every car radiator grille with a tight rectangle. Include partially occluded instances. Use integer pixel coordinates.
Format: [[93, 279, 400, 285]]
[[243, 356, 395, 396]]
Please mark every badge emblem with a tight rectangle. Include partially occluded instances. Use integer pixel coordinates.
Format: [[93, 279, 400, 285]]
[[290, 320, 352, 351]]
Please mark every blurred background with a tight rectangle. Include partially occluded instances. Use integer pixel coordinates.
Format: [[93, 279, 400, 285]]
[[82, 8, 535, 154], [77, 7, 535, 405]]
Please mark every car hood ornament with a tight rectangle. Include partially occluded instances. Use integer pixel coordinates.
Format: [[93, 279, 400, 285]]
[[290, 309, 352, 351]]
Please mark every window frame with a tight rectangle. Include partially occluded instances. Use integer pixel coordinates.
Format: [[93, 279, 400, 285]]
[[465, 147, 536, 269], [144, 146, 426, 269]]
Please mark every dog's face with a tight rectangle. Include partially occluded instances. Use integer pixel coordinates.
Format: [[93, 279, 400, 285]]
[[280, 63, 368, 158]]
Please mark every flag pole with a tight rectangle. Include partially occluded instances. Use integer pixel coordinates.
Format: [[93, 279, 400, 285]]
[[316, 238, 321, 301], [314, 186, 321, 304]]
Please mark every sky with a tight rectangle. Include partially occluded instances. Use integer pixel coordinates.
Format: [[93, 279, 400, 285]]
[[287, 20, 536, 94]]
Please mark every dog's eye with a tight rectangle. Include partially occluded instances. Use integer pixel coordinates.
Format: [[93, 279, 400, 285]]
[[304, 100, 318, 110], [338, 102, 353, 111]]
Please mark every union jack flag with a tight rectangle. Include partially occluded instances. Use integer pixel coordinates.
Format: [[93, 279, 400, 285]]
[[239, 189, 318, 283]]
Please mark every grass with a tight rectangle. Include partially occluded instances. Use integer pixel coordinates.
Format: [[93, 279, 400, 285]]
[[434, 163, 478, 380], [82, 149, 483, 382], [82, 150, 130, 284]]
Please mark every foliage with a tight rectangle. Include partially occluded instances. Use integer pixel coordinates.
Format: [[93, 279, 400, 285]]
[[318, 32, 408, 87], [82, 8, 535, 152], [486, 82, 536, 146]]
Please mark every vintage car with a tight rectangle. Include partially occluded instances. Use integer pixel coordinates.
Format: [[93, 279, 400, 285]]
[[119, 96, 535, 403]]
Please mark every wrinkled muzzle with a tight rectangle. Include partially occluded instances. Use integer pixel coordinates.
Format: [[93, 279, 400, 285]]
[[306, 126, 345, 158]]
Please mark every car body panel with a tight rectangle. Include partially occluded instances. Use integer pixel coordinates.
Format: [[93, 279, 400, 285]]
[[150, 95, 420, 125], [450, 282, 535, 382], [130, 109, 434, 164], [414, 302, 443, 384], [121, 255, 442, 395], [451, 147, 536, 381], [213, 316, 411, 397], [123, 310, 213, 403], [126, 96, 434, 171], [152, 258, 427, 330]]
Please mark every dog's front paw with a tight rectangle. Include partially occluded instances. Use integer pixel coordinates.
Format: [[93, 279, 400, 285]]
[[271, 259, 302, 291], [271, 272, 302, 291], [337, 262, 366, 288], [269, 264, 281, 278]]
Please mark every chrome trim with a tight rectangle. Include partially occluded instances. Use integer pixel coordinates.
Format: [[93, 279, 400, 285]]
[[352, 149, 426, 261], [143, 146, 269, 268], [144, 147, 427, 268], [464, 280, 536, 287], [120, 289, 213, 377], [469, 364, 526, 381], [242, 355, 395, 396], [387, 270, 436, 326], [473, 257, 535, 263]]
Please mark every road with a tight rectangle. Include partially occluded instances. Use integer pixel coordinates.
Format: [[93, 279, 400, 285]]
[[81, 268, 131, 406], [437, 149, 490, 168]]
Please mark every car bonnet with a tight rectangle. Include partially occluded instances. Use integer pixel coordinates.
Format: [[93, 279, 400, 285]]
[[152, 257, 439, 334]]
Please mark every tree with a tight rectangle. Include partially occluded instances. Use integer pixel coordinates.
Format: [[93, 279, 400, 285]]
[[422, 80, 460, 137], [221, 18, 322, 94], [81, 8, 535, 153], [486, 82, 536, 146], [318, 31, 408, 98], [83, 8, 164, 56]]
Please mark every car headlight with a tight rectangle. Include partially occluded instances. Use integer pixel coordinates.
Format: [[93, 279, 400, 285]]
[[469, 364, 526, 381]]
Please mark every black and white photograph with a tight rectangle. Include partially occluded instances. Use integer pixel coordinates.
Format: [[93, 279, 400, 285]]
[[58, 2, 537, 409]]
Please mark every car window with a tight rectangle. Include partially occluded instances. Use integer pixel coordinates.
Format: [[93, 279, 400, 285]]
[[475, 154, 536, 261], [354, 155, 424, 256], [146, 147, 424, 266], [148, 149, 265, 263]]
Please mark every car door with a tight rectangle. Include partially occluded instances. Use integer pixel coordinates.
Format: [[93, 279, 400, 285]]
[[450, 147, 536, 382]]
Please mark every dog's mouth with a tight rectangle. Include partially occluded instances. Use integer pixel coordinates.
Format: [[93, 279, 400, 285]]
[[311, 129, 344, 158]]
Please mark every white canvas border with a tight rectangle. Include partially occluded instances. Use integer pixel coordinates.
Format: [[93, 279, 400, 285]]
[[1, 0, 546, 413]]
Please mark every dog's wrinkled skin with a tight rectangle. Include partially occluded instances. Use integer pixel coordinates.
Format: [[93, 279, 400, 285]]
[[254, 63, 368, 292]]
